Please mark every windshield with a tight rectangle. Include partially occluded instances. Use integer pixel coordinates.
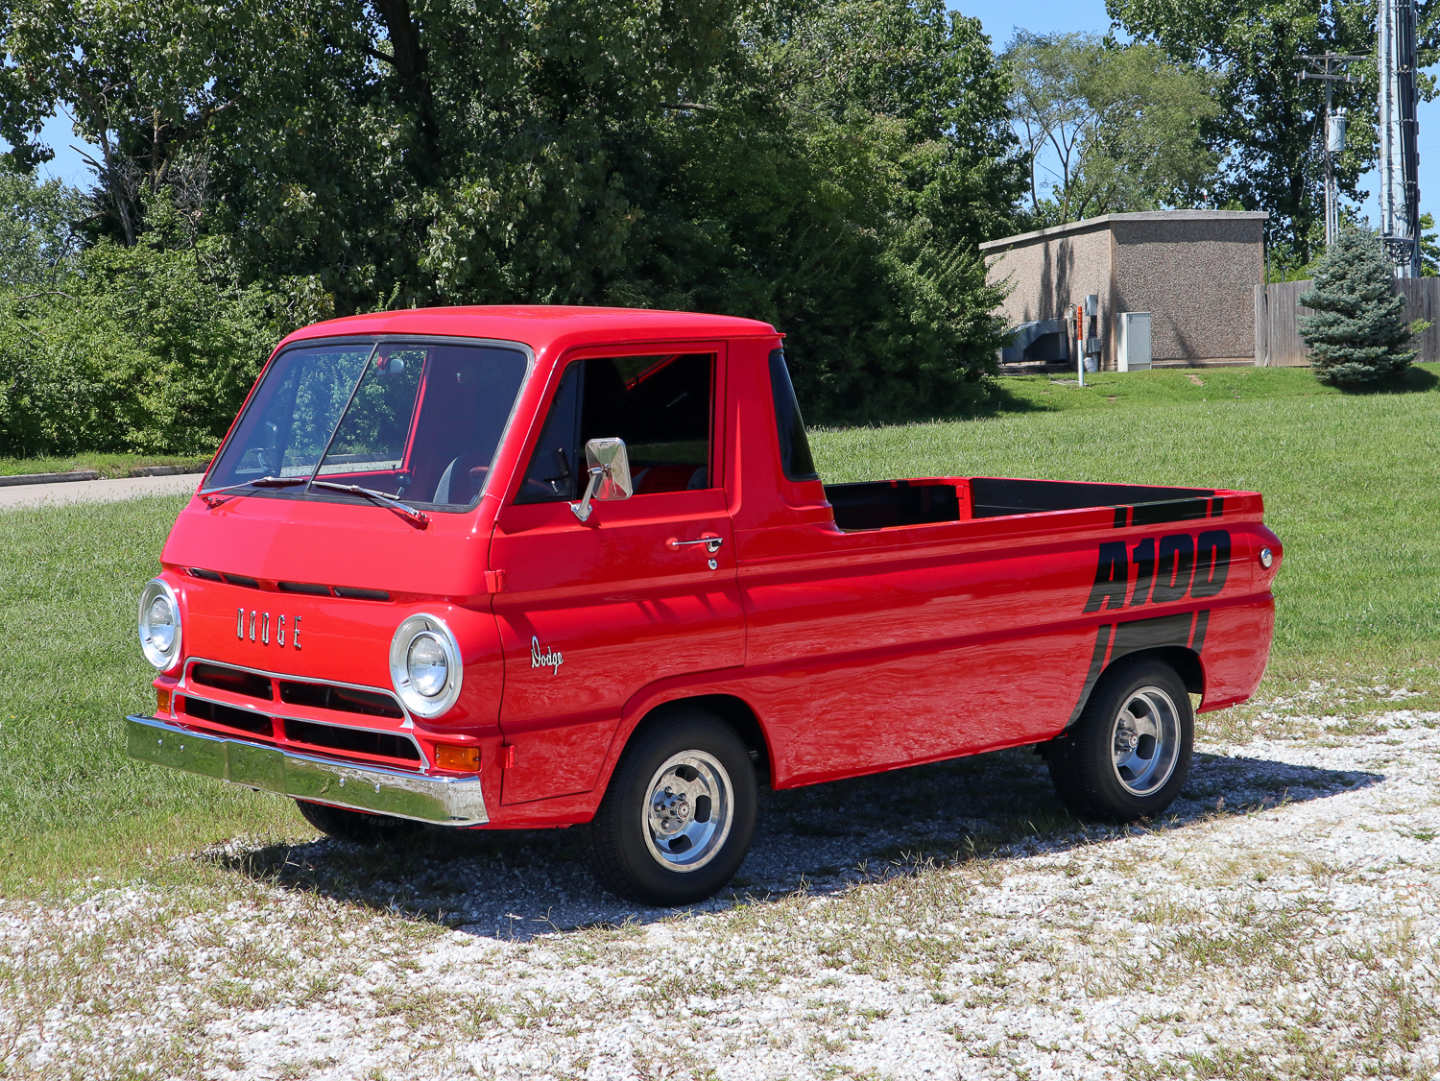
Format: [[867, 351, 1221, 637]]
[[203, 337, 529, 510]]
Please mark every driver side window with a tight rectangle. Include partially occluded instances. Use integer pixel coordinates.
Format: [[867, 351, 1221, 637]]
[[517, 352, 715, 503]]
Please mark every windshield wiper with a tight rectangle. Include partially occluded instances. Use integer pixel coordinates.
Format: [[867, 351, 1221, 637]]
[[308, 479, 430, 528], [199, 475, 310, 507]]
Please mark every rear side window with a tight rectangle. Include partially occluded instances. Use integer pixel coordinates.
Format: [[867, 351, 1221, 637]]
[[769, 349, 818, 481], [518, 352, 716, 502]]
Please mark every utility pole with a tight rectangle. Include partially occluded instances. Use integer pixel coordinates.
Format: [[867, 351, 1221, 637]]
[[1378, 0, 1422, 277], [1299, 53, 1366, 248]]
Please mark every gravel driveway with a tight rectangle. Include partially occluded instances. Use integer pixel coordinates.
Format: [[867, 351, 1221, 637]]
[[3, 705, 1438, 1081]]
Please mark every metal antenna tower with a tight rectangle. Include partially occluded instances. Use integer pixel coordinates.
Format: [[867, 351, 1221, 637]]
[[1299, 52, 1366, 248], [1378, 0, 1422, 277]]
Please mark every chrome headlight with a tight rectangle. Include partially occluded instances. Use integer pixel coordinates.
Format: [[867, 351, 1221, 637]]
[[138, 578, 182, 672], [389, 614, 462, 718]]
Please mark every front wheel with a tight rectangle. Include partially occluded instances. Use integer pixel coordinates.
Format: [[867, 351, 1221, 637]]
[[589, 713, 757, 905], [1047, 658, 1193, 821]]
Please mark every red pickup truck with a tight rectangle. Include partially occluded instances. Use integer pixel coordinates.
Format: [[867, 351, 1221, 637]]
[[128, 306, 1281, 904]]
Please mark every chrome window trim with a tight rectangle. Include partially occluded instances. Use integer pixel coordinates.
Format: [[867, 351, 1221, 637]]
[[201, 333, 537, 514]]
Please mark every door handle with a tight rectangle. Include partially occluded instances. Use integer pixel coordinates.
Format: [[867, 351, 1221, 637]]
[[666, 534, 723, 554]]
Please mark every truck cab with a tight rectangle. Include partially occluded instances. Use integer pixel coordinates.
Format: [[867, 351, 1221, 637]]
[[129, 306, 1281, 904]]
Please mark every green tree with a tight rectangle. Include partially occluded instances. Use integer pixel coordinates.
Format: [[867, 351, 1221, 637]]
[[1072, 43, 1223, 216], [1005, 32, 1100, 221], [1106, 0, 1440, 263], [1421, 212, 1439, 277], [0, 193, 330, 457], [0, 159, 87, 287], [1004, 33, 1220, 223], [754, 0, 1028, 420], [2, 0, 1028, 427], [1299, 227, 1416, 387]]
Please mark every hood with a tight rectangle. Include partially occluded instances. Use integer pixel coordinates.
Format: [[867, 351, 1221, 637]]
[[161, 489, 494, 600]]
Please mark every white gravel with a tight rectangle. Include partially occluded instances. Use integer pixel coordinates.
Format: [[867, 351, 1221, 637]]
[[3, 710, 1439, 1081]]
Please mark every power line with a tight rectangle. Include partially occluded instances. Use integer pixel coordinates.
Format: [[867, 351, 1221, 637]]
[[1298, 52, 1366, 249]]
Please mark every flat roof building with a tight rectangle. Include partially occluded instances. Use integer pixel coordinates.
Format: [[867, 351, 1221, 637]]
[[981, 210, 1268, 371]]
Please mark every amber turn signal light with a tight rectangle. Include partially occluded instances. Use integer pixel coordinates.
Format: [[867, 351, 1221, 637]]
[[434, 744, 481, 772], [156, 688, 173, 716]]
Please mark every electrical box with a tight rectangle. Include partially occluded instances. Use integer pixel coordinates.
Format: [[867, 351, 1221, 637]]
[[1118, 312, 1152, 372], [1327, 110, 1348, 154]]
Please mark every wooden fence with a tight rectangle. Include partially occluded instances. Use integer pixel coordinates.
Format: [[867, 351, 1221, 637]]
[[1255, 277, 1440, 366]]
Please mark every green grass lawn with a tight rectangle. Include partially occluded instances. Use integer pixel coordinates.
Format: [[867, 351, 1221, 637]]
[[2, 365, 1437, 896], [0, 496, 300, 895], [0, 453, 211, 478]]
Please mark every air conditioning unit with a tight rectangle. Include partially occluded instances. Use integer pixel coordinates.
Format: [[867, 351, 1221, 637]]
[[1118, 312, 1152, 372]]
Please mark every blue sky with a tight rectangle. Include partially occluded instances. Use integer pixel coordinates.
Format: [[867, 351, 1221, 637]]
[[20, 0, 1439, 230]]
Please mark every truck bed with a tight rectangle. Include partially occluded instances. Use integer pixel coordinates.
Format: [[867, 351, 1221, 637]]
[[825, 477, 1217, 532]]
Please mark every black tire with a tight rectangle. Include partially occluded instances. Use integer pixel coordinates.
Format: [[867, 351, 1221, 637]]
[[295, 799, 421, 843], [589, 712, 758, 905], [1047, 657, 1193, 821]]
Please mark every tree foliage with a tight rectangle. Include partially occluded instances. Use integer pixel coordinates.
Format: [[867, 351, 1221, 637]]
[[1, 0, 1028, 431], [1106, 0, 1440, 263], [1299, 227, 1416, 387], [1421, 212, 1439, 277], [1004, 32, 1220, 224], [0, 183, 330, 456], [0, 159, 87, 287]]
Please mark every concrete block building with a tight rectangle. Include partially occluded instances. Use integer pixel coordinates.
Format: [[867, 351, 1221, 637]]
[[980, 210, 1268, 370]]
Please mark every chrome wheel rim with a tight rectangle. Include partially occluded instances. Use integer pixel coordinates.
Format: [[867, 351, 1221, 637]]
[[1109, 687, 1182, 797], [642, 750, 733, 873]]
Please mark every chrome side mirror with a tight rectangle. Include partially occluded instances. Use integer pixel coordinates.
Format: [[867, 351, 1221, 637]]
[[570, 437, 633, 522]]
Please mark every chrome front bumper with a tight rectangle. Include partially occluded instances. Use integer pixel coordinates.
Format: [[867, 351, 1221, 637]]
[[125, 715, 489, 826]]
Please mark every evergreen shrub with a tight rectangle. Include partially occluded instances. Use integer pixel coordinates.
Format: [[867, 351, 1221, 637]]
[[1299, 228, 1418, 387]]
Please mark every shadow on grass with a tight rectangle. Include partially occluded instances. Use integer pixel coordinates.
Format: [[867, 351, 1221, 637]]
[[211, 745, 1380, 941], [1332, 364, 1440, 395], [810, 377, 1054, 430], [956, 377, 1057, 419]]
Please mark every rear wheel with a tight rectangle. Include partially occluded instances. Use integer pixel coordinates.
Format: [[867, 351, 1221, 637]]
[[589, 712, 757, 905], [1047, 658, 1193, 821], [295, 799, 420, 843]]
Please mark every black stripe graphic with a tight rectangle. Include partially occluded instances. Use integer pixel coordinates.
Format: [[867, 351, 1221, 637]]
[[1070, 612, 1210, 728], [1111, 612, 1193, 657], [1132, 498, 1211, 526], [1113, 506, 1129, 528], [1067, 625, 1113, 727], [1190, 610, 1210, 653], [1210, 496, 1225, 517]]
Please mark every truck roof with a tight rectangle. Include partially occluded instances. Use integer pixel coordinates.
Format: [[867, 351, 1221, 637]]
[[278, 306, 780, 353]]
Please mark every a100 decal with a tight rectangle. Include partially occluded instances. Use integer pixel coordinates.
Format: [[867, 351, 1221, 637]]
[[1084, 529, 1230, 612]]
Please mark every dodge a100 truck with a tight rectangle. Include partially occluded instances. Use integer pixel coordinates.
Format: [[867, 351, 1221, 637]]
[[128, 306, 1281, 904]]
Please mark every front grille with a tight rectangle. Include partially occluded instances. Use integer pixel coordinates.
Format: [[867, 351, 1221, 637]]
[[277, 680, 402, 718], [175, 660, 423, 771], [282, 719, 421, 762], [192, 663, 273, 700], [178, 696, 273, 738]]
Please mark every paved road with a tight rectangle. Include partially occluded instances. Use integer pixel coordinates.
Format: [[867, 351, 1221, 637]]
[[0, 473, 203, 511]]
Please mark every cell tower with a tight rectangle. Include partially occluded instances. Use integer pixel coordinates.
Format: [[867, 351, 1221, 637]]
[[1378, 0, 1421, 277]]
